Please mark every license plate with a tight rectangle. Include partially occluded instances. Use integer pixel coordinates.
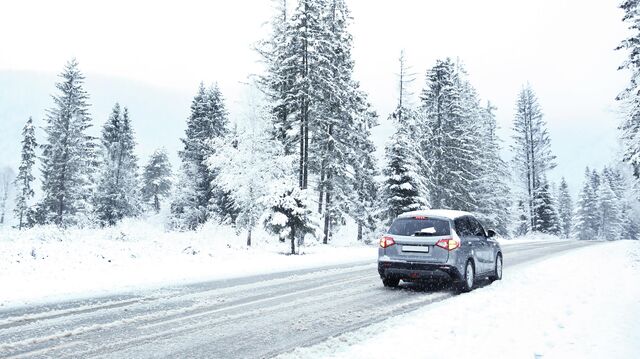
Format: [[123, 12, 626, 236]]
[[402, 245, 429, 253]]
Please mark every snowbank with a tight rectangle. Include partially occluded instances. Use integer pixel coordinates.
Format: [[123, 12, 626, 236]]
[[0, 220, 376, 308], [498, 232, 569, 245], [279, 240, 640, 359]]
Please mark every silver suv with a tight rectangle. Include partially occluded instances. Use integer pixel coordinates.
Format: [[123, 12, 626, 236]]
[[378, 209, 503, 292]]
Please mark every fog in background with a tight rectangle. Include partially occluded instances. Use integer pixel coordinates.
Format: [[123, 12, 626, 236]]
[[0, 0, 630, 195]]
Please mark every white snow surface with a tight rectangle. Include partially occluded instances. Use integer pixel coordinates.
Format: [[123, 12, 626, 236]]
[[279, 240, 640, 359], [398, 209, 471, 220], [0, 219, 375, 308]]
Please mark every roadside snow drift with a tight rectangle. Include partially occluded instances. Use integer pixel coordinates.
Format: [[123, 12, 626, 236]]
[[279, 240, 640, 359], [0, 221, 375, 308]]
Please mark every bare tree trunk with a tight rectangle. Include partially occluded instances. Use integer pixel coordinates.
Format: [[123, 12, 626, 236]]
[[247, 229, 252, 247], [299, 120, 305, 188], [357, 222, 363, 241], [526, 101, 537, 231], [154, 185, 160, 213], [318, 159, 325, 213], [323, 191, 331, 244], [290, 226, 296, 255], [303, 121, 309, 189]]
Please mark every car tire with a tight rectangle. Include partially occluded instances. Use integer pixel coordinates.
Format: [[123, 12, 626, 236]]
[[489, 254, 503, 282], [382, 277, 399, 288], [456, 260, 475, 293]]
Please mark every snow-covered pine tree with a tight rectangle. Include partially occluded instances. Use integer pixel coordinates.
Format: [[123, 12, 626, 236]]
[[419, 59, 482, 212], [39, 59, 97, 227], [604, 166, 640, 240], [573, 167, 599, 240], [511, 84, 556, 233], [259, 0, 341, 192], [390, 51, 428, 180], [258, 0, 380, 244], [533, 178, 561, 235], [596, 178, 622, 240], [314, 0, 380, 243], [141, 148, 172, 213], [288, 0, 333, 190], [171, 84, 209, 229], [257, 0, 297, 155], [380, 124, 429, 223], [0, 167, 15, 226], [557, 177, 573, 238], [171, 83, 231, 229], [264, 185, 317, 254], [208, 94, 295, 246], [617, 0, 640, 181], [473, 102, 511, 235], [379, 52, 428, 224], [350, 114, 379, 242], [205, 85, 237, 222], [13, 117, 37, 229], [514, 199, 530, 236], [94, 104, 141, 226]]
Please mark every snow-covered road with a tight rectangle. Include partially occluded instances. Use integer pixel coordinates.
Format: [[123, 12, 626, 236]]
[[0, 241, 601, 358]]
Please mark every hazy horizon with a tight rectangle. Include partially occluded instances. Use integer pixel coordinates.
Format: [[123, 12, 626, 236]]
[[0, 0, 632, 195]]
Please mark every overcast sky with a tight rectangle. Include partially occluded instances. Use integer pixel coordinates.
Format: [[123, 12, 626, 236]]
[[0, 0, 631, 194]]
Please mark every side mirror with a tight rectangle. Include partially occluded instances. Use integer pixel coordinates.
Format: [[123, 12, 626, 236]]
[[486, 229, 496, 238]]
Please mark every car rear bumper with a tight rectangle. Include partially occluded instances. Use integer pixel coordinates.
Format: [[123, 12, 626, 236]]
[[378, 260, 463, 282]]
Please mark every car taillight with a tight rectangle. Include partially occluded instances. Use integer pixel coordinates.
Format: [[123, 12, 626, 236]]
[[435, 238, 460, 251], [379, 236, 396, 248]]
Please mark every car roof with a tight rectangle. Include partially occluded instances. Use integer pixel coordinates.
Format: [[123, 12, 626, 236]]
[[397, 209, 472, 220]]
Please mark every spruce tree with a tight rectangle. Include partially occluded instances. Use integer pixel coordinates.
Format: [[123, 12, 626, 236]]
[[557, 177, 573, 238], [514, 199, 530, 236], [0, 167, 15, 226], [533, 178, 561, 235], [39, 59, 96, 227], [13, 117, 37, 229], [474, 102, 511, 235], [315, 0, 372, 243], [380, 52, 427, 224], [257, 0, 297, 155], [258, 0, 378, 243], [597, 179, 622, 240], [605, 166, 640, 240], [351, 120, 379, 241], [573, 168, 599, 240], [380, 125, 429, 223], [264, 186, 317, 255], [171, 83, 231, 229], [419, 59, 482, 212], [94, 104, 141, 226], [288, 0, 332, 190], [617, 0, 640, 181], [511, 85, 556, 233], [205, 85, 237, 222], [141, 148, 172, 213]]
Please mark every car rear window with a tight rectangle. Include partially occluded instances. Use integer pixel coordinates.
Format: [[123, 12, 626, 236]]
[[387, 217, 451, 236]]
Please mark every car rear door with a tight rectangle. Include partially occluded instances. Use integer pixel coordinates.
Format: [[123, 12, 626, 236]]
[[454, 216, 479, 266], [468, 216, 493, 274]]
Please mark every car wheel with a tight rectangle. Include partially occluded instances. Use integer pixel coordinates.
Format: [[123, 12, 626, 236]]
[[382, 277, 399, 288], [490, 254, 503, 282], [457, 260, 475, 293]]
